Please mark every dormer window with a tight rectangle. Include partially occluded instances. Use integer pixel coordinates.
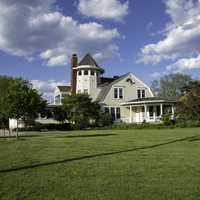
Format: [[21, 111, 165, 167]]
[[114, 87, 124, 99]]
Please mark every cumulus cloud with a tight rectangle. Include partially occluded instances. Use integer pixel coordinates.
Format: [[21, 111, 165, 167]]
[[31, 79, 68, 103], [150, 72, 161, 79], [167, 54, 200, 72], [0, 0, 120, 66], [138, 0, 200, 72], [78, 0, 129, 21]]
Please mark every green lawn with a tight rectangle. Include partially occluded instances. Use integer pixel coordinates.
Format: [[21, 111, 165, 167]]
[[0, 128, 200, 200]]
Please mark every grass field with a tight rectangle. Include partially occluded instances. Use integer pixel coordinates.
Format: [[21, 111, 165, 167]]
[[0, 128, 200, 200]]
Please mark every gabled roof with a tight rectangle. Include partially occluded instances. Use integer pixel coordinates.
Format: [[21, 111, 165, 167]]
[[78, 53, 104, 73], [96, 73, 130, 102], [57, 86, 71, 92]]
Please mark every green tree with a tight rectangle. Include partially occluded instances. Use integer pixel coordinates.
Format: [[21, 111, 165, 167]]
[[5, 78, 47, 137], [177, 81, 200, 121], [0, 76, 14, 135], [151, 73, 192, 98], [52, 106, 68, 123], [62, 94, 112, 129]]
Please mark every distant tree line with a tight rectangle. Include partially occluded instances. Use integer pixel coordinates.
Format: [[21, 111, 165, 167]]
[[151, 73, 200, 122]]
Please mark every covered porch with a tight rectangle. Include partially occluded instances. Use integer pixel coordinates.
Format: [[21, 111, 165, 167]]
[[121, 97, 177, 123]]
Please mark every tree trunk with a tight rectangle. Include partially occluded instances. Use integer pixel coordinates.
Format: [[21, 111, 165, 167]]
[[3, 123, 6, 137]]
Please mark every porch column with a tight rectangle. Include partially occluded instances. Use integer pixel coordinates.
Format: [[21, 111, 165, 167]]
[[172, 105, 175, 119], [153, 106, 156, 121], [160, 104, 163, 116], [144, 104, 147, 121], [129, 106, 133, 123]]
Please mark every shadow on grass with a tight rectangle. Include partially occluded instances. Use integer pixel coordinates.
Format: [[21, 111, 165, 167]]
[[188, 137, 200, 142], [57, 133, 117, 138], [0, 135, 199, 174]]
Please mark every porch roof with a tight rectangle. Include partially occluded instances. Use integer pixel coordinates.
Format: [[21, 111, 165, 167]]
[[121, 97, 177, 106]]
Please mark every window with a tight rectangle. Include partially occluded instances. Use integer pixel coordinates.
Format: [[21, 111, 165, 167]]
[[78, 71, 82, 76], [114, 88, 124, 99], [55, 95, 61, 105], [91, 70, 95, 76], [116, 107, 121, 119], [104, 107, 121, 120], [84, 89, 88, 94], [77, 89, 81, 94], [156, 106, 160, 116], [119, 88, 123, 99], [84, 70, 88, 75], [137, 90, 141, 99], [104, 107, 109, 113], [114, 88, 118, 99], [137, 89, 145, 99], [111, 107, 115, 120], [142, 90, 145, 98], [149, 106, 154, 118]]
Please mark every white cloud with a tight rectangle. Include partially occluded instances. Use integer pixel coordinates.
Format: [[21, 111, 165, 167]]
[[0, 0, 120, 66], [31, 79, 69, 103], [138, 0, 200, 72], [167, 54, 200, 72], [78, 0, 129, 21], [150, 72, 161, 79]]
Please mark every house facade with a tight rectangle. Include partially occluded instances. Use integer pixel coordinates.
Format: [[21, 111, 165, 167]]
[[54, 54, 176, 123]]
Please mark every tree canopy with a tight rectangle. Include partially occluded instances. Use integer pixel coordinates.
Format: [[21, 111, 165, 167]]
[[62, 94, 113, 129], [151, 73, 192, 98], [0, 76, 47, 135], [177, 81, 200, 121]]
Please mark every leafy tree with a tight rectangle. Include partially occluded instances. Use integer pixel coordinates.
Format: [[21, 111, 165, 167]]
[[151, 73, 192, 97], [0, 76, 14, 135], [62, 94, 112, 129], [177, 81, 200, 121], [52, 106, 68, 123], [5, 78, 47, 137]]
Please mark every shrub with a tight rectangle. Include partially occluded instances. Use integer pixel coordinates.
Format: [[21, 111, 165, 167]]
[[160, 113, 175, 126], [175, 120, 200, 128], [95, 112, 114, 127]]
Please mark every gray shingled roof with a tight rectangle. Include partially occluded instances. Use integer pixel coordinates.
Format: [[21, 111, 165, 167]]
[[57, 86, 71, 92], [96, 73, 130, 102], [78, 54, 104, 73]]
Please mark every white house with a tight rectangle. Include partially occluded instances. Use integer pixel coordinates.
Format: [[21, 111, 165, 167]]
[[54, 54, 176, 123], [54, 86, 71, 105]]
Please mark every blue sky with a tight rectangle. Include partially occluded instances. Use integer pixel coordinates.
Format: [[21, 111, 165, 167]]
[[0, 0, 200, 102]]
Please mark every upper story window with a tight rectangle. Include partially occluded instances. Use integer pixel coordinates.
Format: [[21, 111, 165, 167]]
[[142, 90, 145, 98], [137, 90, 141, 99], [137, 89, 145, 99], [84, 70, 88, 75], [91, 70, 95, 76], [78, 71, 82, 76], [114, 88, 124, 99]]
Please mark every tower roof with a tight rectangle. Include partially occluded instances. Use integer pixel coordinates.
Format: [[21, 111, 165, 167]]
[[78, 53, 104, 73]]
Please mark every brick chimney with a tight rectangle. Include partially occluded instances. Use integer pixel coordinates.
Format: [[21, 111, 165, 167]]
[[71, 54, 78, 94]]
